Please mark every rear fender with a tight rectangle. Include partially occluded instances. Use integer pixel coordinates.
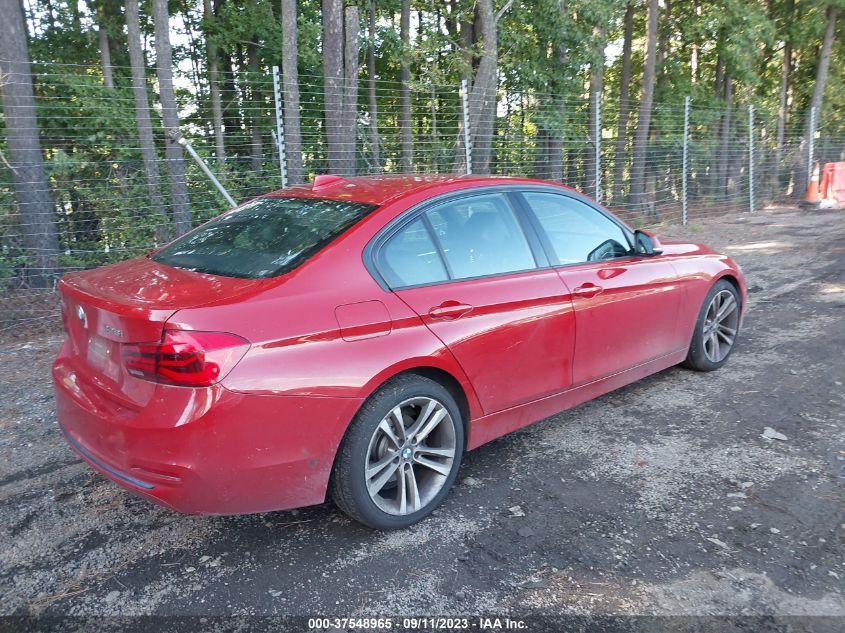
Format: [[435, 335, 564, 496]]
[[358, 351, 484, 422]]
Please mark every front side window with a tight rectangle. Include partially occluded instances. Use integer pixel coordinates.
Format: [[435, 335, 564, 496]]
[[425, 193, 536, 280], [378, 218, 448, 288], [522, 192, 631, 264], [152, 197, 376, 278]]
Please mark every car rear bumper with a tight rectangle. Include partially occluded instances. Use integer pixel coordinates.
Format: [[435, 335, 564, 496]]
[[53, 354, 362, 515]]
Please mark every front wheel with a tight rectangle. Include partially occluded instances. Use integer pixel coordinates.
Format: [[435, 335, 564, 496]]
[[684, 279, 742, 372], [330, 375, 464, 530]]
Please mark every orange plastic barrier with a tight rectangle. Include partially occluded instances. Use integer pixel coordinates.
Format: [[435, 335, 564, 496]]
[[819, 162, 845, 208]]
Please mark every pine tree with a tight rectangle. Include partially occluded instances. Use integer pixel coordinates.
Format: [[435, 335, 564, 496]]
[[0, 0, 59, 286]]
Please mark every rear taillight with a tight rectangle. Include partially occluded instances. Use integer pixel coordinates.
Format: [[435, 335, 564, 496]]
[[121, 330, 249, 387]]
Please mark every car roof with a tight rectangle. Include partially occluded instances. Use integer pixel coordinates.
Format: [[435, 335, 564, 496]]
[[264, 174, 574, 206]]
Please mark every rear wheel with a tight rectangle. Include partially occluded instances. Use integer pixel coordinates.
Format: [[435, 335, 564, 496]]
[[330, 375, 464, 530], [684, 279, 741, 371]]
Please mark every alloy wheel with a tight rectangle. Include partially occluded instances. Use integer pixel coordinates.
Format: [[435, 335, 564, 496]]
[[364, 396, 457, 516], [702, 289, 739, 363]]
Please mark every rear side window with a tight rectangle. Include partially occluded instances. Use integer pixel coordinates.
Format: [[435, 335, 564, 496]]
[[522, 193, 631, 264], [378, 218, 448, 288], [425, 193, 536, 280], [152, 197, 376, 278]]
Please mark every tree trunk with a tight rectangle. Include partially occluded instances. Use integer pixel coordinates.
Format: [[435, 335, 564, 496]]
[[322, 0, 345, 174], [220, 52, 240, 140], [215, 0, 241, 147], [565, 148, 576, 182], [612, 2, 634, 202], [125, 0, 168, 243], [534, 128, 550, 180], [726, 106, 742, 200], [585, 23, 606, 197], [629, 0, 658, 212], [399, 0, 413, 171], [203, 0, 226, 169], [97, 13, 114, 89], [467, 0, 500, 174], [342, 5, 359, 174], [808, 6, 837, 129], [545, 0, 566, 183], [281, 0, 304, 184], [236, 46, 251, 141], [322, 0, 358, 175], [0, 0, 59, 287], [774, 0, 794, 193], [182, 9, 206, 104], [430, 84, 439, 171], [714, 51, 724, 100], [247, 41, 263, 171], [546, 126, 563, 182], [152, 0, 192, 234], [279, 1, 303, 183], [366, 0, 380, 172], [459, 5, 473, 78], [656, 0, 671, 95], [450, 4, 475, 173], [690, 0, 700, 84], [717, 75, 733, 200], [798, 5, 837, 196]]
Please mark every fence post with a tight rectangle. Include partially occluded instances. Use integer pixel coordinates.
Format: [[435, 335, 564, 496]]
[[594, 91, 602, 202], [272, 66, 288, 188], [807, 105, 817, 185], [748, 104, 755, 214], [682, 95, 690, 225], [460, 79, 472, 175]]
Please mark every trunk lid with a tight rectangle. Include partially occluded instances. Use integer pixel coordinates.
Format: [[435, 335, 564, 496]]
[[58, 256, 267, 407]]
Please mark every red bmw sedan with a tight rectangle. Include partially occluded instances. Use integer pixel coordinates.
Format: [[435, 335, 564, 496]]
[[53, 175, 745, 529]]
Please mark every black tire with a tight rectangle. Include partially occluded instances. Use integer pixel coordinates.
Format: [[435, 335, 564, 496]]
[[330, 374, 465, 530], [684, 279, 742, 372]]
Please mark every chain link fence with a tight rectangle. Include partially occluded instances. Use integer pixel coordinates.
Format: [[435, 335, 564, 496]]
[[1, 61, 843, 332]]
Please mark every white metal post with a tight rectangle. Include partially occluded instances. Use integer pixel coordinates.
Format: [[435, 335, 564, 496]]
[[748, 104, 755, 214], [272, 66, 288, 188], [682, 96, 690, 225], [174, 134, 236, 207], [807, 105, 817, 185], [594, 92, 602, 202], [460, 79, 472, 175]]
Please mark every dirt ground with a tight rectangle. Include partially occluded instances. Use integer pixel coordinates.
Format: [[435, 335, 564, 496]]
[[1, 207, 843, 625]]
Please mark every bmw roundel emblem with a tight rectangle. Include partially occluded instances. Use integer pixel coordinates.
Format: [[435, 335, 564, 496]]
[[76, 305, 87, 327]]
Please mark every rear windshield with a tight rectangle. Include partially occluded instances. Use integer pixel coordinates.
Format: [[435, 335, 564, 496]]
[[151, 197, 377, 278]]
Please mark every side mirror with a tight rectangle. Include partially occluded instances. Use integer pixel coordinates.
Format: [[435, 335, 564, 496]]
[[634, 230, 662, 256]]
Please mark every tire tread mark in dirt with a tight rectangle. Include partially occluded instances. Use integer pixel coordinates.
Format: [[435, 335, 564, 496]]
[[0, 458, 77, 488]]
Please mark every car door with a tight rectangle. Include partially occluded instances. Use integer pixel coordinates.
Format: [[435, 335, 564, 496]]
[[373, 191, 575, 415], [516, 190, 683, 386]]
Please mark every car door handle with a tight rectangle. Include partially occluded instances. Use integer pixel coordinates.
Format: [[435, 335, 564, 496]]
[[428, 301, 473, 320], [572, 283, 603, 298]]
